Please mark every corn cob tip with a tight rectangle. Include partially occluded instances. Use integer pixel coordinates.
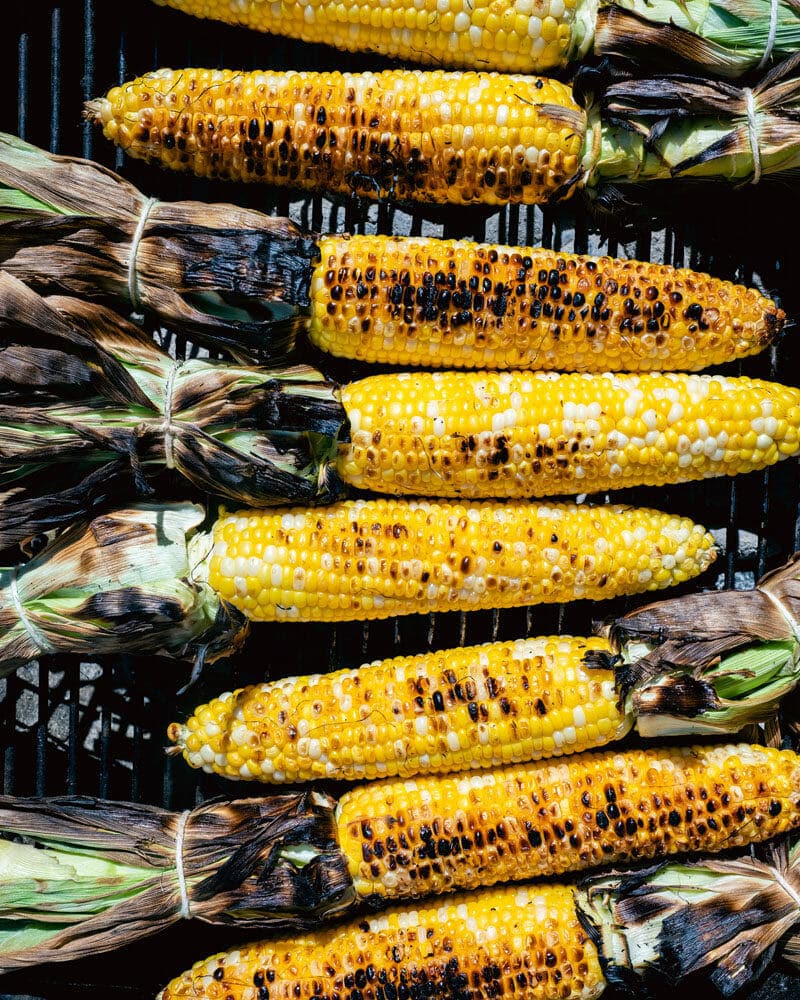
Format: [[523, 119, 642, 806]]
[[83, 98, 110, 125], [166, 722, 188, 749]]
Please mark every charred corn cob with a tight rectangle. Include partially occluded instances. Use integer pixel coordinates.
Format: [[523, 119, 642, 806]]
[[170, 552, 800, 781], [156, 842, 800, 1000], [206, 498, 716, 622], [87, 69, 584, 205], [310, 235, 784, 370], [336, 743, 800, 900], [158, 882, 604, 1000], [169, 637, 628, 782], [337, 371, 800, 498], [0, 500, 714, 670], [89, 63, 800, 203]]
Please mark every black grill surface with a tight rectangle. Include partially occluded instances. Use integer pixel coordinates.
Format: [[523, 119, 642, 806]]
[[3, 3, 800, 998]]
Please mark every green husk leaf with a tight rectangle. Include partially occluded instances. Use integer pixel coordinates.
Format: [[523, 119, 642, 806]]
[[595, 552, 800, 736], [0, 133, 319, 360], [581, 52, 800, 198], [576, 848, 800, 996], [0, 793, 354, 969], [0, 502, 247, 674], [595, 0, 800, 77], [0, 273, 347, 548]]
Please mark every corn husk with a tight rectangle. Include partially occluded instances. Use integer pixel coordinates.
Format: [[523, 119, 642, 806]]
[[582, 52, 800, 201], [597, 553, 800, 737], [0, 503, 246, 674], [596, 0, 800, 78], [0, 272, 345, 549], [578, 841, 800, 996], [0, 133, 317, 360], [0, 792, 352, 970]]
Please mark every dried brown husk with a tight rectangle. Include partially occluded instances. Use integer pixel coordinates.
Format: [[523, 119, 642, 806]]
[[0, 503, 246, 674], [0, 272, 346, 548], [0, 133, 317, 360], [580, 52, 800, 202], [577, 844, 800, 996], [0, 792, 353, 970]]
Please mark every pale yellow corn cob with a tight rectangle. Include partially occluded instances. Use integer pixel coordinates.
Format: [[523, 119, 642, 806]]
[[205, 498, 716, 622], [336, 371, 800, 498], [309, 234, 784, 370], [336, 743, 800, 900], [87, 68, 585, 205], [153, 0, 592, 73], [168, 636, 628, 782], [158, 882, 603, 1000]]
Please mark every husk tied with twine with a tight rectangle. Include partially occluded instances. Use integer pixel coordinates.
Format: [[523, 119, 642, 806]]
[[594, 553, 800, 738], [0, 272, 345, 550], [0, 133, 317, 360], [0, 503, 246, 675], [577, 51, 800, 203], [0, 792, 352, 970]]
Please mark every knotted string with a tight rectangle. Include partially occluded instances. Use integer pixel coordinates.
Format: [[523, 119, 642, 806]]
[[128, 197, 159, 316], [743, 88, 763, 185], [7, 570, 55, 655], [174, 809, 192, 919]]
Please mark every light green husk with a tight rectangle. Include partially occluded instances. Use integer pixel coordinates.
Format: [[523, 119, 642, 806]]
[[596, 0, 800, 77], [0, 503, 246, 675], [601, 553, 800, 737], [577, 842, 800, 996], [0, 792, 352, 970], [0, 272, 346, 549]]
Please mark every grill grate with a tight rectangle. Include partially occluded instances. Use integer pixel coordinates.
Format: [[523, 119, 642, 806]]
[[3, 2, 800, 997]]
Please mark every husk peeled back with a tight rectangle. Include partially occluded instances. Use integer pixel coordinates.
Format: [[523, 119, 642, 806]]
[[0, 792, 353, 970], [593, 553, 800, 738], [0, 272, 347, 549], [576, 52, 800, 205], [0, 133, 317, 360], [0, 503, 246, 675], [577, 841, 800, 996], [596, 0, 800, 78]]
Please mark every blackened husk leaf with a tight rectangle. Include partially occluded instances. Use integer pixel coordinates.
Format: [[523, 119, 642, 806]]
[[606, 554, 800, 705], [0, 133, 317, 360], [0, 791, 355, 970], [576, 846, 800, 997], [0, 503, 245, 674], [0, 274, 347, 546]]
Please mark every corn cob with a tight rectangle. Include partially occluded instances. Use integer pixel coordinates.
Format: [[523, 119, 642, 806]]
[[337, 371, 800, 499], [0, 500, 714, 670], [309, 235, 784, 370], [87, 68, 584, 205], [335, 743, 800, 901], [153, 0, 800, 78], [206, 498, 716, 622], [157, 844, 800, 1000], [88, 62, 800, 203], [168, 637, 628, 783], [158, 882, 604, 1000]]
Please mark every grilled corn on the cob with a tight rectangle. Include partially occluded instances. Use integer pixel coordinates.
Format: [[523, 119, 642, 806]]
[[206, 498, 716, 622], [310, 235, 784, 370], [335, 743, 800, 900], [158, 882, 604, 1000], [89, 64, 800, 203], [169, 637, 628, 782], [337, 371, 800, 498]]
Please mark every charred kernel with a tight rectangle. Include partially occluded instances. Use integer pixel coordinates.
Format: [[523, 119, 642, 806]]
[[685, 303, 704, 320], [669, 810, 681, 826]]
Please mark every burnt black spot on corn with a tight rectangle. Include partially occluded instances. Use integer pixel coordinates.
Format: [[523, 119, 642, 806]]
[[334, 743, 800, 900], [87, 68, 585, 205]]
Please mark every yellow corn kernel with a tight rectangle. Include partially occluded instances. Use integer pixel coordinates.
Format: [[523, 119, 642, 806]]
[[168, 636, 628, 783], [87, 68, 585, 205], [337, 371, 800, 498], [157, 882, 604, 1000], [309, 235, 784, 370], [336, 743, 800, 900], [206, 498, 716, 622]]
